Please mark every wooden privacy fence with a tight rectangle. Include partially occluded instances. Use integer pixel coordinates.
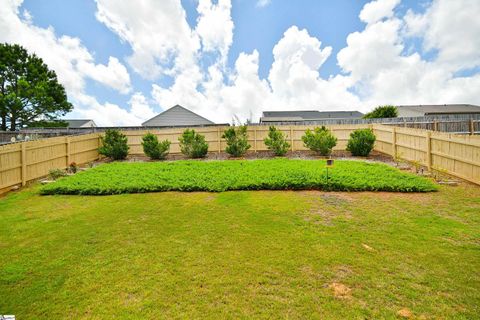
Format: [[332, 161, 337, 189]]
[[373, 124, 480, 185], [1, 124, 479, 193], [0, 133, 100, 192]]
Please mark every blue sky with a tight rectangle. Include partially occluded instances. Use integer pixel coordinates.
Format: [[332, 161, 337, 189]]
[[2, 0, 479, 125]]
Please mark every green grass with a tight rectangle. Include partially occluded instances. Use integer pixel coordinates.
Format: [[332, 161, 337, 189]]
[[1, 184, 479, 318], [40, 159, 437, 195]]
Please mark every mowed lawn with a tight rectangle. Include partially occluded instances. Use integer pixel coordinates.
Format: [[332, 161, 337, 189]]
[[1, 184, 479, 319]]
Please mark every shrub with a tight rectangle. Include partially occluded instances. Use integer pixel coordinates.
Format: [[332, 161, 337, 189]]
[[346, 128, 376, 157], [142, 133, 171, 160], [179, 129, 209, 158], [222, 126, 251, 157], [99, 129, 129, 160], [264, 126, 290, 156], [363, 105, 398, 119], [48, 168, 67, 180], [68, 162, 78, 173], [301, 126, 337, 156]]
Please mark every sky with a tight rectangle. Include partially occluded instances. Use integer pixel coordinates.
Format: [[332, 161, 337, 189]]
[[1, 0, 479, 126]]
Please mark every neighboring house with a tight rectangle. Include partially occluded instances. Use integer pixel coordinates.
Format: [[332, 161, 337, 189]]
[[260, 110, 364, 123], [396, 104, 480, 117], [142, 105, 215, 127], [65, 119, 97, 128]]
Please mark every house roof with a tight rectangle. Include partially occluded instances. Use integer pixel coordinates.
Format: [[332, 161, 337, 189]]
[[64, 119, 96, 128], [142, 105, 215, 127], [260, 110, 364, 122], [397, 104, 480, 115]]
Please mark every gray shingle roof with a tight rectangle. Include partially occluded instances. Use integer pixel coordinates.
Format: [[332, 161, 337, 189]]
[[261, 110, 364, 122], [397, 104, 480, 115], [142, 105, 215, 127]]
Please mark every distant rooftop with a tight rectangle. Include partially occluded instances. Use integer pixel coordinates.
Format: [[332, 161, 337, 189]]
[[260, 110, 364, 123], [396, 104, 480, 115], [64, 119, 97, 128]]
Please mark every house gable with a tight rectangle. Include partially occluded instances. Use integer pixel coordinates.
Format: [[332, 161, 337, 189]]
[[142, 105, 214, 127]]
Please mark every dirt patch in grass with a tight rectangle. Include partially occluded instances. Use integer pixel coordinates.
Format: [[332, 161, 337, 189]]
[[329, 282, 352, 299]]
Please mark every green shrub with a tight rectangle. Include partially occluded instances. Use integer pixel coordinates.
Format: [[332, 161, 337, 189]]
[[48, 168, 67, 180], [222, 126, 251, 157], [99, 129, 129, 160], [363, 105, 398, 119], [347, 128, 376, 157], [264, 126, 290, 156], [179, 129, 209, 158], [301, 126, 337, 156], [141, 133, 171, 160]]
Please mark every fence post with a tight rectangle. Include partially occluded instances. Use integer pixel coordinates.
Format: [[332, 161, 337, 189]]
[[433, 120, 438, 132], [253, 127, 257, 152], [66, 136, 71, 168], [21, 142, 27, 186], [470, 118, 474, 135], [426, 131, 432, 171], [392, 127, 397, 159], [217, 126, 221, 153], [290, 126, 294, 151]]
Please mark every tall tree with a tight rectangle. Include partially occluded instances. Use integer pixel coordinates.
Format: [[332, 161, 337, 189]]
[[363, 105, 398, 119], [0, 43, 73, 131]]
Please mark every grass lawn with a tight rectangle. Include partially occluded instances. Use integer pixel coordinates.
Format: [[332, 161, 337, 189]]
[[1, 183, 479, 318], [40, 159, 437, 195]]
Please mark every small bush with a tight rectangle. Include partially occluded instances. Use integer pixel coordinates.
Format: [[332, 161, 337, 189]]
[[49, 168, 67, 180], [363, 105, 398, 119], [99, 129, 129, 160], [179, 129, 209, 158], [302, 126, 337, 156], [346, 128, 376, 157], [222, 126, 251, 157], [142, 133, 171, 160], [264, 126, 290, 156], [68, 162, 78, 173]]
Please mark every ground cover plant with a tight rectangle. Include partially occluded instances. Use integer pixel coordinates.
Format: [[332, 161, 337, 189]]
[[264, 126, 290, 156], [1, 183, 479, 318], [141, 133, 170, 160], [302, 126, 337, 156], [98, 129, 129, 160], [179, 129, 209, 158], [40, 159, 437, 195]]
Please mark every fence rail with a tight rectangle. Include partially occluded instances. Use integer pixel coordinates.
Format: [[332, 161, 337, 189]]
[[1, 124, 479, 193]]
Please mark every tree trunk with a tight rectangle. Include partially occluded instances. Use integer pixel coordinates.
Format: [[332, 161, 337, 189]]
[[9, 116, 16, 131], [0, 116, 6, 131]]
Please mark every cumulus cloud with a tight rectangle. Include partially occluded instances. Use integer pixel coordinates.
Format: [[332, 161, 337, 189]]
[[95, 0, 200, 79], [2, 0, 480, 126], [196, 0, 234, 64], [359, 0, 400, 24], [0, 0, 144, 126], [339, 0, 480, 107]]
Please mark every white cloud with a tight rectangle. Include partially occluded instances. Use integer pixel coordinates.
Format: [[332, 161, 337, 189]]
[[0, 0, 143, 126], [359, 0, 400, 24], [95, 0, 200, 79], [78, 57, 131, 94], [2, 0, 480, 126], [338, 0, 480, 108], [196, 0, 234, 64], [0, 0, 131, 96], [256, 0, 271, 8]]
